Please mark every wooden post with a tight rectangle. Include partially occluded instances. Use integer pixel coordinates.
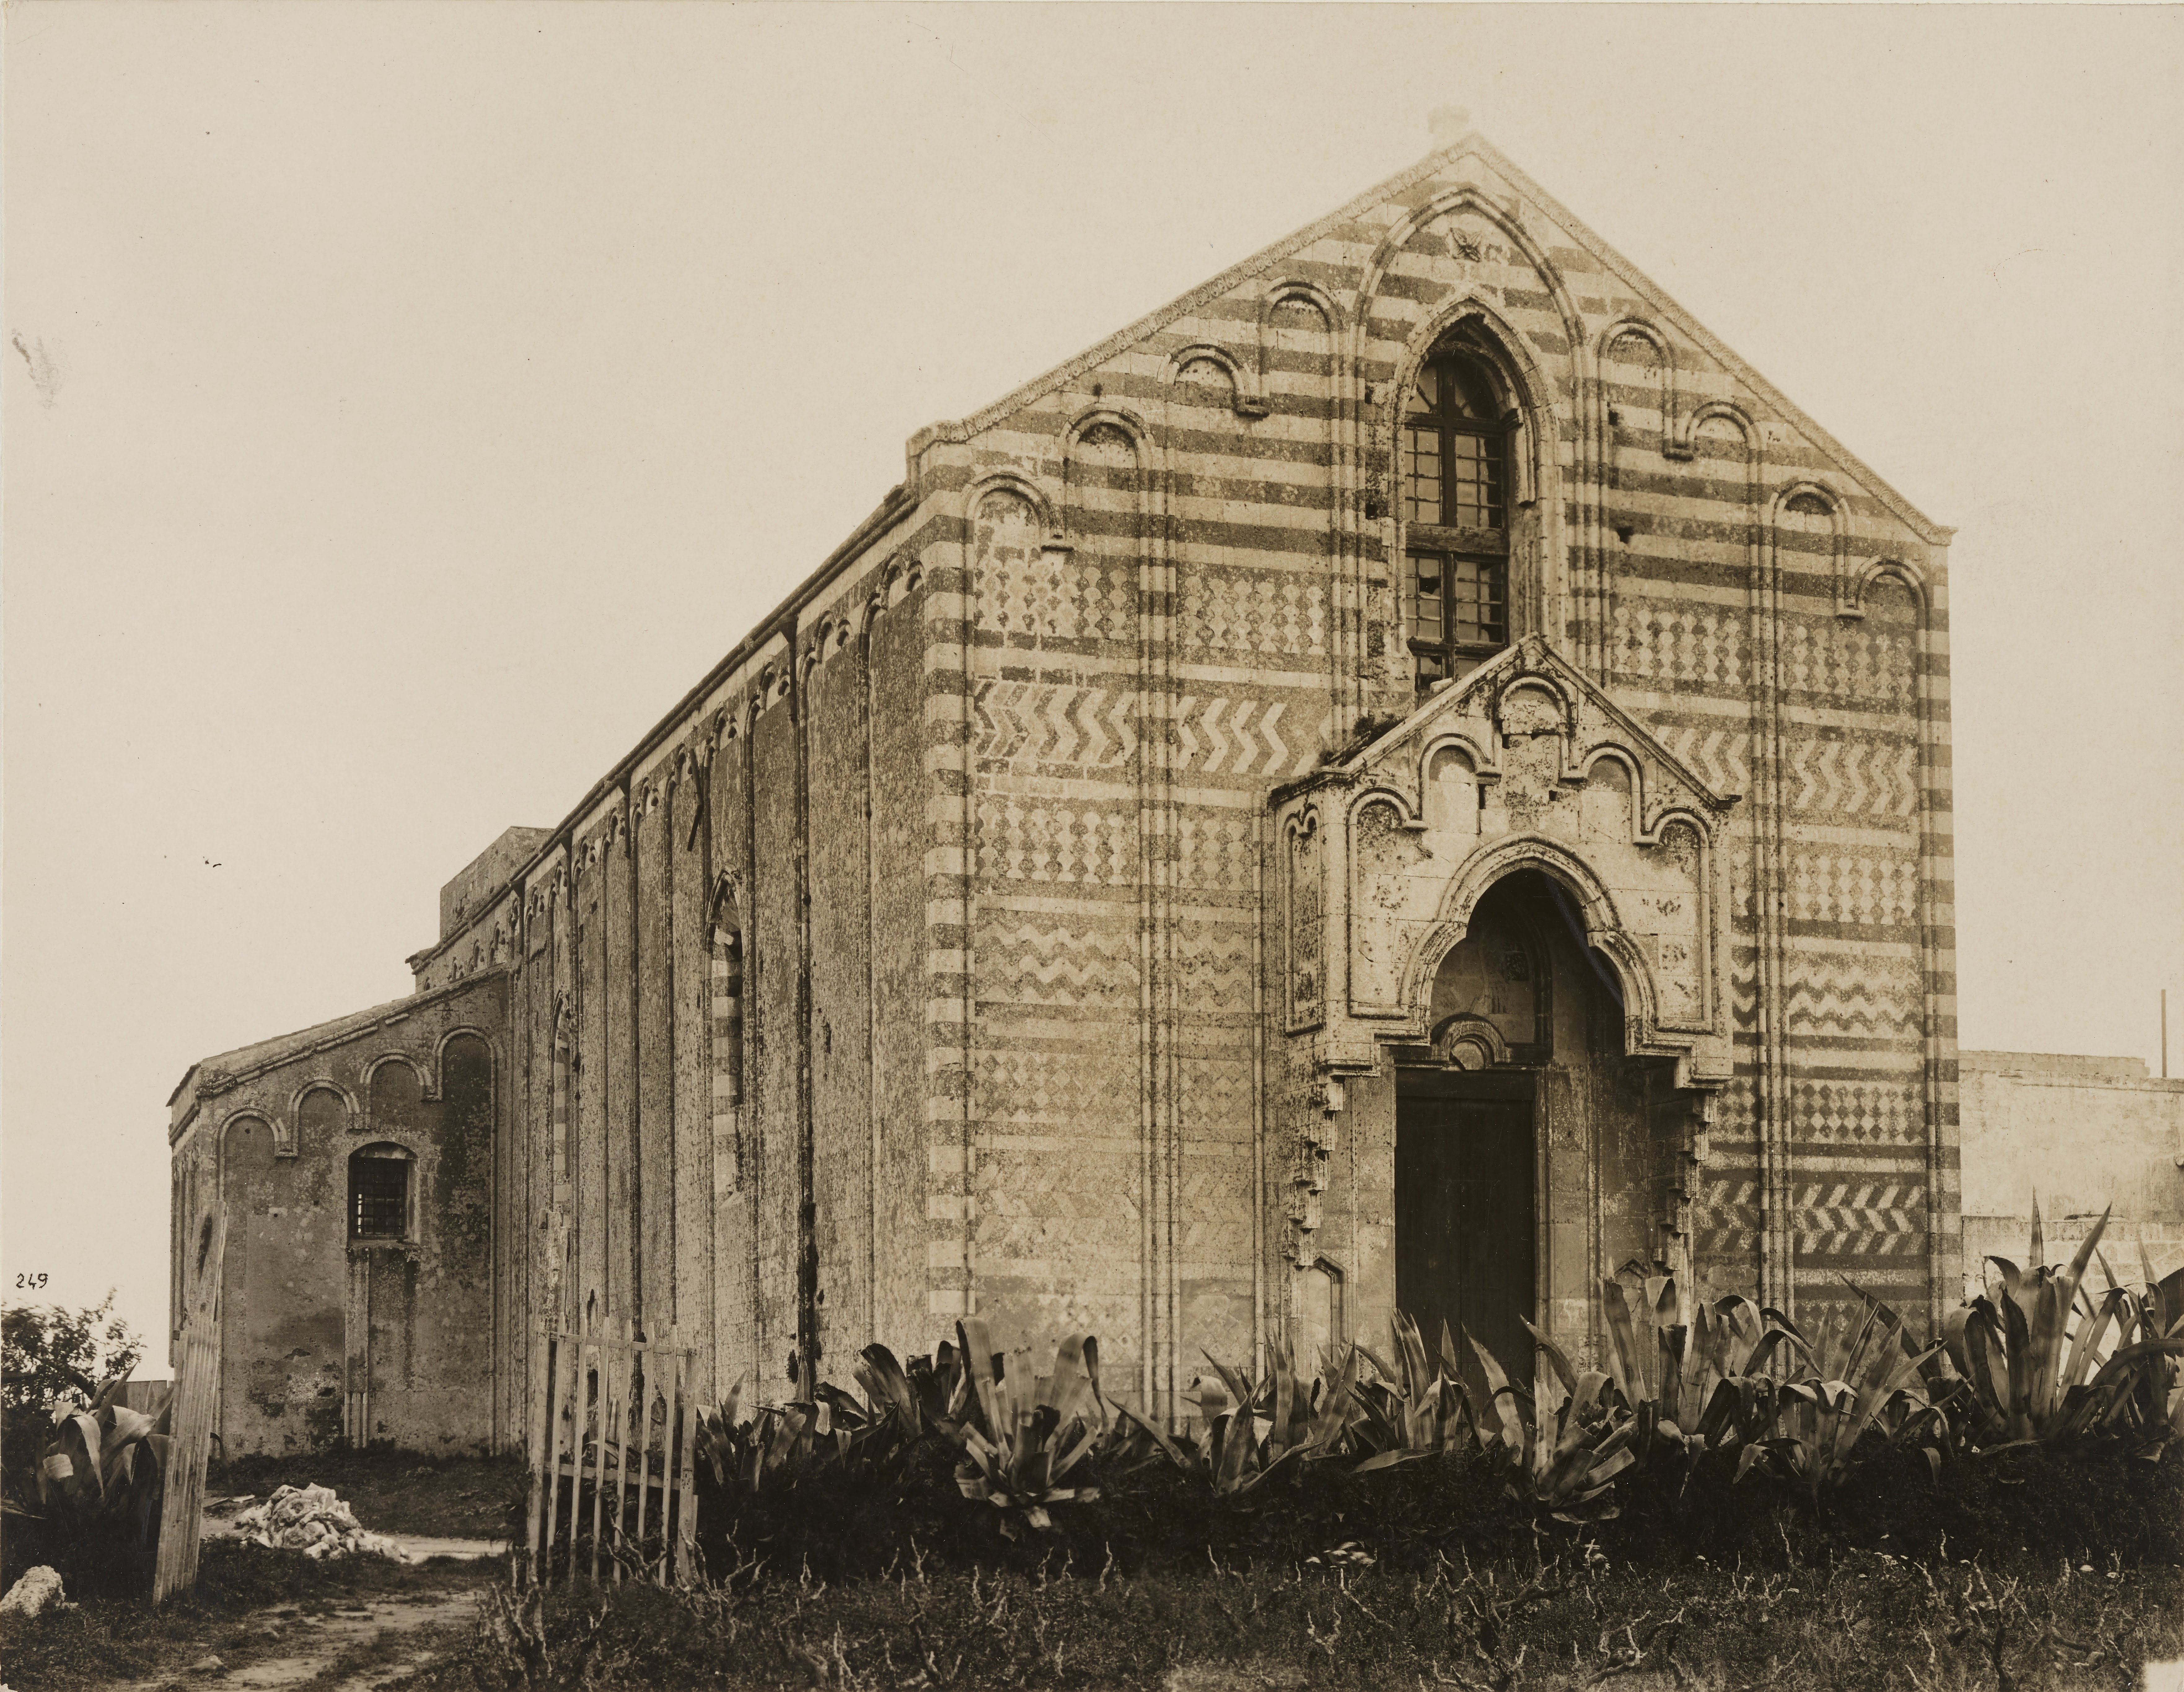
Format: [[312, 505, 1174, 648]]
[[630, 1345, 654, 1574], [153, 1209, 226, 1604], [523, 1322, 552, 1577], [673, 1348, 697, 1586]]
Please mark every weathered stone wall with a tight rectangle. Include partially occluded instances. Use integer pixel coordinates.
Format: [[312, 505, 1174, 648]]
[[1958, 1051, 2184, 1289], [898, 129, 1956, 1409], [166, 975, 503, 1455], [200, 127, 1961, 1441], [402, 499, 952, 1409]]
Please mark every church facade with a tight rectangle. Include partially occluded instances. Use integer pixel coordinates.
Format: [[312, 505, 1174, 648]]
[[169, 129, 1963, 1451]]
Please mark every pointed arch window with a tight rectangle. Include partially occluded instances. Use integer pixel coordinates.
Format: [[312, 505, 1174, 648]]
[[1402, 344, 1516, 688]]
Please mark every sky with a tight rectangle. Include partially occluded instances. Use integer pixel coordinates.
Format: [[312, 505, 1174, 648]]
[[6, 4, 2181, 1354]]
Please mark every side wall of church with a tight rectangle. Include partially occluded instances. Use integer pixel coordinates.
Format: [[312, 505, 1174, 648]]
[[415, 504, 954, 1411]]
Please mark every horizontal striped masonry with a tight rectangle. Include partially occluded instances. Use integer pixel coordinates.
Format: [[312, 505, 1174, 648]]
[[325, 132, 1959, 1435]]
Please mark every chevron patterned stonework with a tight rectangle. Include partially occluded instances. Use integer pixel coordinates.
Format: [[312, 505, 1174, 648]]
[[176, 129, 1992, 1449]]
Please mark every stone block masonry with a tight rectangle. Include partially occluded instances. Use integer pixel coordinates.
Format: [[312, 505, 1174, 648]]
[[178, 126, 1985, 1447]]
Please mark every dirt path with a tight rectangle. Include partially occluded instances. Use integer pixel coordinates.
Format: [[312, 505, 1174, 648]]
[[207, 1590, 478, 1691], [96, 1584, 481, 1692], [75, 1542, 501, 1692]]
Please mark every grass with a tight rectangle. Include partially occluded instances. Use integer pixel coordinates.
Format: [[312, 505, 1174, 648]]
[[417, 1543, 2184, 1690], [8, 1441, 2179, 1689], [428, 1439, 2184, 1689], [0, 1538, 496, 1690]]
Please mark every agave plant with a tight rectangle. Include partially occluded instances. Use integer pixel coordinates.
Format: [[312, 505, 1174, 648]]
[[948, 1320, 1106, 1537], [30, 1372, 172, 1588], [1944, 1203, 2184, 1453], [691, 1392, 830, 1496], [1348, 1313, 1473, 1472], [1737, 1287, 1940, 1500], [1166, 1337, 1362, 1494], [1598, 1273, 1795, 1463], [837, 1341, 961, 1443], [2116, 1246, 2184, 1447], [1469, 1322, 1639, 1520]]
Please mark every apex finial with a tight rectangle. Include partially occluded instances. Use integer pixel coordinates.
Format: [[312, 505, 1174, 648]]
[[1428, 106, 1471, 150]]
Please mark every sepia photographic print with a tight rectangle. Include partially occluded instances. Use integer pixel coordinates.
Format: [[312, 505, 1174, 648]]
[[4, 5, 2180, 1687]]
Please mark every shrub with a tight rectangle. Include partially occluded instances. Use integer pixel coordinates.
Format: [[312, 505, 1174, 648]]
[[2, 1295, 146, 1509], [1943, 1203, 2184, 1454]]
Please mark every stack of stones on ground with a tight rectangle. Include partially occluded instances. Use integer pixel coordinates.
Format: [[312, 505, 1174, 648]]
[[166, 121, 2184, 1456]]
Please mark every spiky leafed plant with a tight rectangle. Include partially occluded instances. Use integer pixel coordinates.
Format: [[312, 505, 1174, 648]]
[[1943, 1203, 2184, 1454], [692, 1390, 829, 1497], [1349, 1313, 1474, 1472], [29, 1373, 172, 1588], [2116, 1246, 2184, 1448], [838, 1342, 956, 1442], [1737, 1287, 1940, 1500], [948, 1320, 1106, 1537], [1470, 1322, 1639, 1520], [1165, 1337, 1363, 1494], [1598, 1274, 1798, 1464]]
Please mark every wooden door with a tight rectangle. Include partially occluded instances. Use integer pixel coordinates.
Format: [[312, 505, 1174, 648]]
[[1395, 1076, 1536, 1395]]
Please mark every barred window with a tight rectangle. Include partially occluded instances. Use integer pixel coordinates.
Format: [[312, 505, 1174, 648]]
[[349, 1146, 411, 1241], [1402, 344, 1515, 689]]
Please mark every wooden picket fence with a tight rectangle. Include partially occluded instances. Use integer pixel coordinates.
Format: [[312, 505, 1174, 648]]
[[154, 1208, 227, 1603], [525, 1327, 704, 1586]]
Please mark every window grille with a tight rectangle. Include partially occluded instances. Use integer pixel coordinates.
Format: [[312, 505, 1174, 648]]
[[350, 1153, 409, 1240]]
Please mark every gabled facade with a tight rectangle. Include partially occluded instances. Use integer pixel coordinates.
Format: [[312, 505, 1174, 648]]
[[174, 130, 1960, 1447]]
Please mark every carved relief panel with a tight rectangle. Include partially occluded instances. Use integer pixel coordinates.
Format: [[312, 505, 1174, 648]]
[[1271, 636, 1737, 1086]]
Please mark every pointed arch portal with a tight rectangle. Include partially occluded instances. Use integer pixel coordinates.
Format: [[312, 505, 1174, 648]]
[[1271, 636, 1739, 1362]]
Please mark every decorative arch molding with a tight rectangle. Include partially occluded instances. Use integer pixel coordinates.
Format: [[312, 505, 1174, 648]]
[[1165, 341, 1261, 417], [1677, 398, 1762, 463], [1412, 728, 1493, 791], [1393, 834, 1716, 1078], [361, 1051, 428, 1092], [1380, 292, 1555, 509], [886, 553, 924, 607], [1598, 316, 1686, 461], [1429, 1012, 1510, 1071], [1376, 292, 1564, 657], [1768, 478, 1852, 614], [434, 1026, 498, 1092], [1064, 403, 1153, 470], [966, 470, 1056, 539], [1060, 405, 1156, 560], [1261, 277, 1346, 337], [1351, 186, 1586, 374], [216, 1107, 287, 1172], [1270, 633, 1736, 1083], [1579, 745, 1646, 821], [362, 1051, 435, 1139], [286, 1081, 354, 1155], [1842, 555, 1929, 621], [1255, 279, 1343, 416], [289, 1078, 357, 1115]]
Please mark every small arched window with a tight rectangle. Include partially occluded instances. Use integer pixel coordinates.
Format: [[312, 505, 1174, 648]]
[[349, 1143, 413, 1241], [1402, 341, 1517, 688]]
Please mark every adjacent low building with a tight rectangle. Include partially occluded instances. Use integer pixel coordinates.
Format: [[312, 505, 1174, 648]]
[[1958, 1051, 2184, 1294]]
